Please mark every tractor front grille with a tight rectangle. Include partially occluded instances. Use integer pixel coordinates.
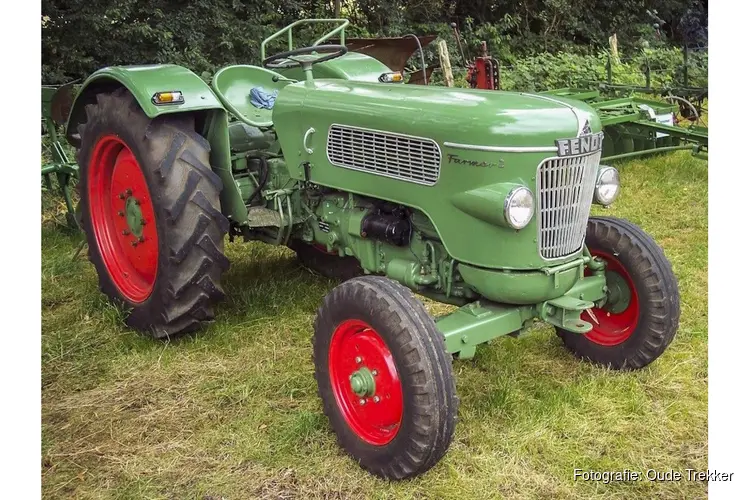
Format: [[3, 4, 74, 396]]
[[326, 124, 441, 186], [536, 151, 601, 259]]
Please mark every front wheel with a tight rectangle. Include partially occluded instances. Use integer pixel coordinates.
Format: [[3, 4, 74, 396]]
[[313, 276, 458, 479], [556, 217, 680, 369]]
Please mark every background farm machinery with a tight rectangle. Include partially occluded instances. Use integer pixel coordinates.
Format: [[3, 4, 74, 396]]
[[381, 25, 708, 163], [42, 83, 79, 227]]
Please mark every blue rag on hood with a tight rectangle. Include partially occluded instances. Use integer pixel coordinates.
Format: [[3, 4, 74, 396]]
[[250, 87, 279, 109]]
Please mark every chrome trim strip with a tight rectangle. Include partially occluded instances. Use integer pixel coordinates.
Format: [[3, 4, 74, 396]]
[[443, 141, 557, 153], [521, 92, 589, 137], [521, 92, 575, 108]]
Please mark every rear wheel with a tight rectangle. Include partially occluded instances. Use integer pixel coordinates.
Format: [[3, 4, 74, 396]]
[[313, 276, 458, 479], [77, 89, 230, 338], [556, 217, 680, 369]]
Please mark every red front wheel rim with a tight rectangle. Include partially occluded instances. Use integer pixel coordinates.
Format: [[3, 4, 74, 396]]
[[584, 250, 640, 346], [88, 135, 159, 303], [328, 319, 403, 445]]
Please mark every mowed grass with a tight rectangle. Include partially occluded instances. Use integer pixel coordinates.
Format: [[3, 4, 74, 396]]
[[41, 151, 707, 499]]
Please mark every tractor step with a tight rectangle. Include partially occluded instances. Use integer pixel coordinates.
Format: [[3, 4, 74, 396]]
[[247, 207, 282, 228]]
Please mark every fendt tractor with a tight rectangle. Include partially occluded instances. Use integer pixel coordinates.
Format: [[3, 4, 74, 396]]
[[62, 20, 680, 479]]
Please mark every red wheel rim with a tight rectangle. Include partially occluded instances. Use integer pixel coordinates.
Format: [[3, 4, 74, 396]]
[[87, 135, 158, 303], [328, 319, 403, 445], [583, 250, 640, 346]]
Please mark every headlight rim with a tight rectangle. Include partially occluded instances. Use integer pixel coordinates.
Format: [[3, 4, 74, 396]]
[[594, 165, 620, 206], [504, 185, 535, 230]]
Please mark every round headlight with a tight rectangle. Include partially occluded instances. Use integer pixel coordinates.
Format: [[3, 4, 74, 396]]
[[504, 186, 534, 229], [594, 166, 620, 206]]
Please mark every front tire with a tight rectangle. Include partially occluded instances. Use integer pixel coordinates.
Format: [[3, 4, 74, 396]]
[[556, 217, 680, 369], [77, 89, 230, 338], [313, 276, 458, 479]]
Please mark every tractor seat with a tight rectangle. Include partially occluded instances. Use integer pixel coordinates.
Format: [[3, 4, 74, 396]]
[[211, 65, 294, 128]]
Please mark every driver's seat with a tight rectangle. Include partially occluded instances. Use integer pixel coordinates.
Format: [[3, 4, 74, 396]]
[[211, 65, 294, 128]]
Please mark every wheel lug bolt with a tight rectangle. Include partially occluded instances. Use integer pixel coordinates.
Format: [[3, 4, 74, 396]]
[[118, 193, 126, 200], [359, 399, 365, 406], [131, 241, 138, 247], [141, 218, 147, 225], [134, 199, 140, 206], [373, 396, 380, 403], [355, 356, 362, 364], [372, 370, 378, 376], [138, 236, 145, 242], [122, 230, 130, 235], [125, 189, 132, 196], [117, 211, 125, 217]]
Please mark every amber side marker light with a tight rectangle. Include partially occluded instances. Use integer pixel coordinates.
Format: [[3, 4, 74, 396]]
[[152, 91, 185, 105], [378, 72, 404, 83]]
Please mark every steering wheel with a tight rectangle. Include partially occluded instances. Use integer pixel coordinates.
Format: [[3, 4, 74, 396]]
[[263, 45, 348, 70]]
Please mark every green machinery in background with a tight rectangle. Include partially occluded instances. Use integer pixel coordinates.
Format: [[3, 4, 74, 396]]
[[448, 25, 709, 162], [42, 83, 79, 227], [539, 88, 708, 161], [44, 18, 683, 481]]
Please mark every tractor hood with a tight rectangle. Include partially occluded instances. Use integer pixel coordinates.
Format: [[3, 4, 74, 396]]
[[276, 79, 600, 151], [273, 80, 603, 270]]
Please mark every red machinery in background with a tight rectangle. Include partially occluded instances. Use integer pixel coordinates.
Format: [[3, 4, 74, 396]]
[[450, 23, 500, 90], [465, 40, 500, 90]]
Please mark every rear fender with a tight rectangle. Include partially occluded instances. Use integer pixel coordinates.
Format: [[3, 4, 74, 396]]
[[65, 65, 250, 226], [65, 64, 224, 146]]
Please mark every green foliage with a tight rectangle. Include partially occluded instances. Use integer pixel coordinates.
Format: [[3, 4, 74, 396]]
[[42, 0, 707, 84], [501, 48, 708, 92], [42, 0, 307, 83]]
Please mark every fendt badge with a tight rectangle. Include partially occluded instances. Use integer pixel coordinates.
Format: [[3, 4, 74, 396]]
[[555, 132, 604, 157]]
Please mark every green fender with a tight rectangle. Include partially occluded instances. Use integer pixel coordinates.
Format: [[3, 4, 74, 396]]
[[65, 64, 224, 145], [64, 64, 250, 225]]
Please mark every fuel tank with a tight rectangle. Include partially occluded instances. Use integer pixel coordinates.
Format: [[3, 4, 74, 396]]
[[273, 79, 602, 270]]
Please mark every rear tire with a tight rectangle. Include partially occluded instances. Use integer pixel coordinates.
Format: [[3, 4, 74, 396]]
[[313, 276, 458, 479], [77, 88, 229, 338], [556, 217, 680, 369]]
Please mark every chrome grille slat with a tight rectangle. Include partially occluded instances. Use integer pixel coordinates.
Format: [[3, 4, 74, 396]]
[[327, 125, 441, 185], [536, 151, 601, 260]]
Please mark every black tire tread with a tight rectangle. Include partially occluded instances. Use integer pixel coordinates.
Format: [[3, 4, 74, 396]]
[[313, 276, 458, 479], [557, 216, 680, 369], [77, 88, 229, 338]]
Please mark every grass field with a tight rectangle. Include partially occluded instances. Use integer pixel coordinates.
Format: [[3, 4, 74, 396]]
[[41, 151, 707, 499]]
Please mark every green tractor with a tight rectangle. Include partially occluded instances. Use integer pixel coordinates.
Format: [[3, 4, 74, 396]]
[[63, 19, 680, 479]]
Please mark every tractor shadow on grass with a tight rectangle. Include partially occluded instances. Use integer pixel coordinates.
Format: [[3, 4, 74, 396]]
[[198, 240, 339, 330]]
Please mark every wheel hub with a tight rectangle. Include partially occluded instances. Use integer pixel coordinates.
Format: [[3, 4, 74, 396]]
[[349, 367, 376, 397], [582, 250, 640, 346], [124, 195, 145, 237], [328, 319, 403, 445], [604, 270, 631, 314], [87, 135, 159, 303]]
